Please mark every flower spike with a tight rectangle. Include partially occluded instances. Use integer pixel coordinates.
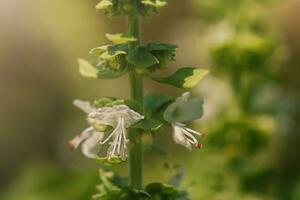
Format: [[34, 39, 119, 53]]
[[69, 100, 144, 162]]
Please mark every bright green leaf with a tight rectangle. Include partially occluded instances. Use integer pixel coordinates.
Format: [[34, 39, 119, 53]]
[[106, 33, 136, 44], [152, 67, 209, 89], [126, 47, 158, 68]]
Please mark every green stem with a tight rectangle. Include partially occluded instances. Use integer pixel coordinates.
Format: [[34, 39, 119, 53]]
[[127, 3, 143, 190]]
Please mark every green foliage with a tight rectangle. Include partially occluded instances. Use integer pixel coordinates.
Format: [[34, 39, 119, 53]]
[[164, 93, 204, 123], [146, 42, 178, 72], [126, 42, 178, 73], [95, 0, 167, 17], [127, 46, 159, 69], [93, 169, 189, 200], [93, 169, 151, 200], [144, 94, 173, 117]]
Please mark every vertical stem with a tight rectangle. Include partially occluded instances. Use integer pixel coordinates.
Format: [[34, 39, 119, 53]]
[[127, 2, 143, 190]]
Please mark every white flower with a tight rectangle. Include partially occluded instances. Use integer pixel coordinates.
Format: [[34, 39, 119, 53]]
[[69, 100, 144, 161], [172, 122, 204, 150]]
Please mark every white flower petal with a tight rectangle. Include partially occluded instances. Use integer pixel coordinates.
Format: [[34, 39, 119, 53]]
[[73, 99, 96, 113], [69, 127, 94, 149], [82, 131, 104, 158], [88, 105, 143, 129], [71, 104, 143, 161], [173, 125, 192, 150]]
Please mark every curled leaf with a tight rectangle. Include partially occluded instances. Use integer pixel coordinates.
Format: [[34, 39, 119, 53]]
[[90, 45, 109, 56]]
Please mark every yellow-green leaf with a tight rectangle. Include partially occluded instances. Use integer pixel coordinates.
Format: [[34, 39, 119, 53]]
[[141, 0, 167, 8], [151, 67, 209, 89], [78, 58, 98, 78], [95, 0, 112, 10], [105, 33, 136, 44], [89, 45, 109, 56], [183, 68, 209, 88]]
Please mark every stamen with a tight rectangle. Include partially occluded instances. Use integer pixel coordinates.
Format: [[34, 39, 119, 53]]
[[195, 143, 203, 149], [100, 118, 122, 144], [182, 129, 198, 144], [185, 127, 203, 136]]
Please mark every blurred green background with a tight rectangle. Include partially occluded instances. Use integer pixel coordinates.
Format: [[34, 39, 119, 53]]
[[1, 0, 300, 199]]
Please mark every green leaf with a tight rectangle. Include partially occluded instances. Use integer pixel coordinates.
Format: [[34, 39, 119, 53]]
[[146, 183, 177, 195], [141, 0, 167, 8], [96, 0, 113, 10], [107, 44, 128, 55], [130, 118, 163, 131], [122, 188, 151, 200], [78, 58, 99, 78], [124, 99, 142, 112], [164, 93, 204, 123], [126, 47, 159, 68], [77, 58, 126, 79], [146, 42, 178, 71], [147, 42, 178, 52], [151, 67, 209, 89], [106, 33, 136, 44], [144, 94, 173, 114], [145, 182, 190, 200]]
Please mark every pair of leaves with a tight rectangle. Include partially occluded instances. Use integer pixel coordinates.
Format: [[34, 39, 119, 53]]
[[93, 169, 150, 200], [126, 42, 177, 72], [126, 42, 208, 89]]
